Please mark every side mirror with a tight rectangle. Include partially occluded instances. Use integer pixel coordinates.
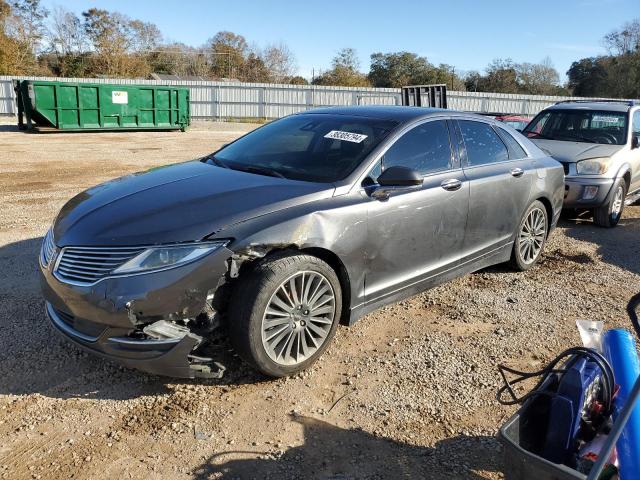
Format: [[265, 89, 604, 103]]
[[632, 135, 639, 150], [377, 166, 423, 187], [370, 166, 423, 201]]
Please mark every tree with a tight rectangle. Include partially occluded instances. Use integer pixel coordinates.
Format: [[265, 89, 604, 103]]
[[48, 6, 88, 76], [368, 51, 464, 88], [81, 8, 157, 78], [567, 18, 640, 98], [207, 31, 249, 79], [481, 58, 519, 93], [567, 57, 610, 97], [0, 0, 24, 74], [288, 75, 308, 85], [517, 57, 561, 95], [262, 42, 296, 83], [243, 50, 270, 82], [0, 0, 47, 74], [313, 48, 370, 87], [8, 0, 48, 53], [128, 19, 162, 53], [603, 19, 640, 55]]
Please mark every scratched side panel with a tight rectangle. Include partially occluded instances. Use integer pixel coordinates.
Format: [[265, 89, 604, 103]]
[[215, 193, 369, 311]]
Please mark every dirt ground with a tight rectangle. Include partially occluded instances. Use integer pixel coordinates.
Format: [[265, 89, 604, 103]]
[[1, 118, 639, 480]]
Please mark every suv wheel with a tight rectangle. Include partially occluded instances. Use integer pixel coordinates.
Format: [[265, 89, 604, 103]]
[[509, 200, 548, 271], [228, 251, 342, 377], [593, 179, 626, 228]]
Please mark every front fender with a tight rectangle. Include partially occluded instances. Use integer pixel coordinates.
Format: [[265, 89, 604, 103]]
[[213, 192, 369, 315]]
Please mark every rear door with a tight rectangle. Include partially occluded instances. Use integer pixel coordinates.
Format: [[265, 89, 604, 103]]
[[454, 119, 535, 259], [630, 110, 640, 191]]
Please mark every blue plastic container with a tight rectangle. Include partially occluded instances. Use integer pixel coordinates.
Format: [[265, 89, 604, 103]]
[[602, 329, 640, 479]]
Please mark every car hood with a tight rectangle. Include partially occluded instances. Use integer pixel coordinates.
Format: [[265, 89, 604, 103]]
[[530, 139, 624, 163], [53, 161, 334, 247]]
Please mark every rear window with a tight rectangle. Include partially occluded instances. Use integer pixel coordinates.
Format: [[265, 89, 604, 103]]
[[496, 127, 528, 159], [212, 114, 398, 182], [523, 109, 628, 145]]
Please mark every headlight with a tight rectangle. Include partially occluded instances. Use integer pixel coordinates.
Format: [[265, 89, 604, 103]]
[[112, 241, 227, 275], [576, 158, 610, 175]]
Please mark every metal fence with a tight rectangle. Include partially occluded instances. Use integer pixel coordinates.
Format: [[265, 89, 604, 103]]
[[0, 75, 631, 120]]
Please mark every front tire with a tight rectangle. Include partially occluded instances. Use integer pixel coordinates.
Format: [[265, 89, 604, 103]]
[[509, 200, 548, 271], [228, 251, 342, 377], [593, 179, 626, 228]]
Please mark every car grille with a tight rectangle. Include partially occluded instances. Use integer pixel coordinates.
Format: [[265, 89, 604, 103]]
[[55, 246, 146, 284], [40, 229, 57, 267]]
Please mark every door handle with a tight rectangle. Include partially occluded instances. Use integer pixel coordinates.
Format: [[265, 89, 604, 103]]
[[511, 167, 524, 178], [440, 178, 462, 191]]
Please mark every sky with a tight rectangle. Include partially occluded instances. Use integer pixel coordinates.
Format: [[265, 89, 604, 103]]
[[42, 0, 636, 81]]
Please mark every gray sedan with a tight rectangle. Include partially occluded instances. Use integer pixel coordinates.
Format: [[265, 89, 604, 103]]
[[40, 106, 564, 378]]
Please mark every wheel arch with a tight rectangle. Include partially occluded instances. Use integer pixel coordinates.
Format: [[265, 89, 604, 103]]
[[613, 163, 632, 190], [233, 245, 353, 325], [534, 195, 554, 237]]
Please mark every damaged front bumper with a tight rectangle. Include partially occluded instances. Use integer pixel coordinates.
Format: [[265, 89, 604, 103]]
[[46, 302, 225, 378], [40, 245, 234, 379]]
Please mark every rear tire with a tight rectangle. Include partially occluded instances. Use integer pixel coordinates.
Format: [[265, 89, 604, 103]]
[[593, 179, 626, 228], [509, 200, 548, 271], [228, 251, 342, 377]]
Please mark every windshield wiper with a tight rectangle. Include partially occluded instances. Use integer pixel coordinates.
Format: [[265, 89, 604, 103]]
[[570, 135, 597, 144], [557, 135, 597, 144], [202, 155, 229, 169], [233, 165, 287, 179]]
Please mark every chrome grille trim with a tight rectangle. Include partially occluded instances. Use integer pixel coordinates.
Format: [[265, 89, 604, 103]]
[[54, 246, 146, 285], [40, 229, 57, 267]]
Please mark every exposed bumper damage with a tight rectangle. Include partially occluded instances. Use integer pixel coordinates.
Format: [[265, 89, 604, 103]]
[[40, 246, 234, 379], [46, 303, 225, 378]]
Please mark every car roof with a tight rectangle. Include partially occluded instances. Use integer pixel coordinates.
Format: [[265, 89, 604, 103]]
[[546, 101, 633, 113], [299, 105, 488, 124]]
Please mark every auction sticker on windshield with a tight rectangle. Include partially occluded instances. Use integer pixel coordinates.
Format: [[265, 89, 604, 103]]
[[324, 130, 368, 143], [592, 115, 622, 124]]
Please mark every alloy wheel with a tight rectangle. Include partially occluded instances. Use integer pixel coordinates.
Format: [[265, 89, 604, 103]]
[[261, 271, 336, 366], [518, 207, 546, 265], [611, 185, 624, 217]]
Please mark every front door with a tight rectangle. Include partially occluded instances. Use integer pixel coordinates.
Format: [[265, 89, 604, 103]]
[[364, 119, 469, 305]]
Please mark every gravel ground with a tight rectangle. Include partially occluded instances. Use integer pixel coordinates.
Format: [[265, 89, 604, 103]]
[[1, 117, 639, 479]]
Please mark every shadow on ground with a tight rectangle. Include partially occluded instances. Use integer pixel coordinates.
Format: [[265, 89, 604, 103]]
[[0, 237, 265, 401], [561, 215, 640, 275], [0, 123, 20, 132], [474, 213, 640, 276], [192, 415, 502, 480]]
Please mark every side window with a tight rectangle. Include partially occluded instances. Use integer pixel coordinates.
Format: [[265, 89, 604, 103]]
[[633, 111, 640, 136], [458, 120, 509, 166], [497, 127, 528, 159], [382, 120, 452, 175]]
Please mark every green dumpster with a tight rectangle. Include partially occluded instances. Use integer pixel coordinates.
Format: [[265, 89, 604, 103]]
[[14, 80, 190, 132]]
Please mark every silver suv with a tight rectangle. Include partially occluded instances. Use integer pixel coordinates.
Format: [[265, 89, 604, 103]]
[[523, 100, 640, 227]]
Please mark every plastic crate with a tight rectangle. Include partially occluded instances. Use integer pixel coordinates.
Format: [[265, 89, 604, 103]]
[[499, 394, 586, 480]]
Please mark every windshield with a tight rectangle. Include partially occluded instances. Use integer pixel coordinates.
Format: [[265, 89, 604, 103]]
[[502, 120, 528, 130], [208, 114, 398, 182], [523, 109, 628, 145]]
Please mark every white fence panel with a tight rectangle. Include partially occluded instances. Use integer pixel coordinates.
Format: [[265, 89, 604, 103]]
[[0, 75, 635, 120]]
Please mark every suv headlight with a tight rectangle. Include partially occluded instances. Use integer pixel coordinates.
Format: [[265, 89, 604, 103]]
[[576, 158, 611, 175], [112, 241, 228, 274]]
